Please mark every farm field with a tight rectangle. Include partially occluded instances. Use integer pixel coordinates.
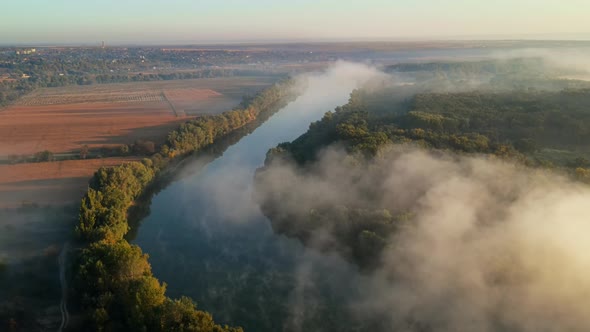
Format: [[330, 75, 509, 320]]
[[0, 76, 277, 157], [0, 101, 185, 156], [0, 76, 278, 209], [0, 157, 141, 208], [0, 75, 280, 331]]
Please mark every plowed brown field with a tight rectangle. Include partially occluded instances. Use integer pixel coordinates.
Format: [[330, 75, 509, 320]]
[[0, 77, 277, 206], [0, 101, 184, 156], [0, 157, 140, 208]]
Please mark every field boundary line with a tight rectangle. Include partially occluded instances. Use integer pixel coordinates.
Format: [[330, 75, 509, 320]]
[[161, 91, 181, 117]]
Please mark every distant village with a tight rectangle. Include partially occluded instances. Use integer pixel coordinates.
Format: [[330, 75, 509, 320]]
[[0, 43, 350, 105]]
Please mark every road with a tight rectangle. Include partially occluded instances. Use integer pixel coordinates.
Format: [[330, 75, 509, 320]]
[[57, 242, 69, 332]]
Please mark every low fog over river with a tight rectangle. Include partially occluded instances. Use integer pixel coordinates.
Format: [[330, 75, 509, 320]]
[[133, 62, 383, 331]]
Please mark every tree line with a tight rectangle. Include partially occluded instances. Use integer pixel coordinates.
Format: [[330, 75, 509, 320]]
[[72, 79, 296, 331]]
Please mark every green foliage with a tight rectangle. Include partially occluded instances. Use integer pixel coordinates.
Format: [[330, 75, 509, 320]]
[[575, 167, 590, 183], [76, 163, 155, 243], [259, 83, 590, 270], [75, 237, 243, 331], [33, 150, 54, 162], [76, 241, 152, 297], [133, 140, 156, 155], [72, 80, 295, 331], [408, 90, 590, 148], [90, 163, 155, 200], [158, 297, 243, 332], [357, 230, 387, 265], [165, 80, 295, 157], [273, 87, 590, 170]]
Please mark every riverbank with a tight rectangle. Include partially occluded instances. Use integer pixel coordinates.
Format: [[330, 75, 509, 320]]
[[130, 63, 379, 331], [68, 78, 299, 331]]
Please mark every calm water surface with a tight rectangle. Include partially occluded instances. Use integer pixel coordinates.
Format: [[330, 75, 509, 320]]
[[133, 70, 377, 331]]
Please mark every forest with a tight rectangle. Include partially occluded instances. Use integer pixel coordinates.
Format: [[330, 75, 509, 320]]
[[256, 65, 590, 270], [70, 79, 296, 331]]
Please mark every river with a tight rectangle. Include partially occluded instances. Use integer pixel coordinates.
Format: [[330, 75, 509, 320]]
[[133, 64, 380, 331]]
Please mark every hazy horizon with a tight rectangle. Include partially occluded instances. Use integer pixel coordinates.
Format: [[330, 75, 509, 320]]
[[2, 0, 590, 45], [4, 35, 590, 48]]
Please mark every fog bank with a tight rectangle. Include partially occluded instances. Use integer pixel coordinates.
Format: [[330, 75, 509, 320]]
[[256, 145, 590, 331]]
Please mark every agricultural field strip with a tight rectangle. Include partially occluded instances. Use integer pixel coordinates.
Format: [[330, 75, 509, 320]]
[[17, 87, 224, 106], [18, 91, 167, 106]]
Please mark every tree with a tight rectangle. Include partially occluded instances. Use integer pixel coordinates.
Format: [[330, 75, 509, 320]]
[[134, 140, 156, 155], [8, 154, 19, 164], [80, 145, 90, 159], [119, 144, 130, 155], [122, 276, 167, 329], [158, 297, 243, 332], [34, 150, 54, 162], [575, 167, 590, 183]]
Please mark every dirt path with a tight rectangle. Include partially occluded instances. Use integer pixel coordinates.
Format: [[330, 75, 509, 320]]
[[58, 242, 70, 332]]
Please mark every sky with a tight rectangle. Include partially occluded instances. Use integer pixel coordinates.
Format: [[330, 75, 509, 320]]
[[2, 0, 590, 45]]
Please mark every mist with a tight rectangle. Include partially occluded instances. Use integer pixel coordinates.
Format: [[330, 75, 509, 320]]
[[256, 144, 590, 331], [131, 61, 391, 331], [384, 46, 590, 95], [142, 56, 590, 331], [177, 61, 387, 224], [491, 47, 590, 75]]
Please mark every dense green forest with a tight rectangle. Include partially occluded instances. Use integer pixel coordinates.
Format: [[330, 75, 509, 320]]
[[256, 73, 590, 269], [274, 87, 590, 167], [71, 79, 296, 331]]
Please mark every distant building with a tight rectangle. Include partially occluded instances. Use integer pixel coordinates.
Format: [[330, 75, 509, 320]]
[[16, 48, 36, 55]]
